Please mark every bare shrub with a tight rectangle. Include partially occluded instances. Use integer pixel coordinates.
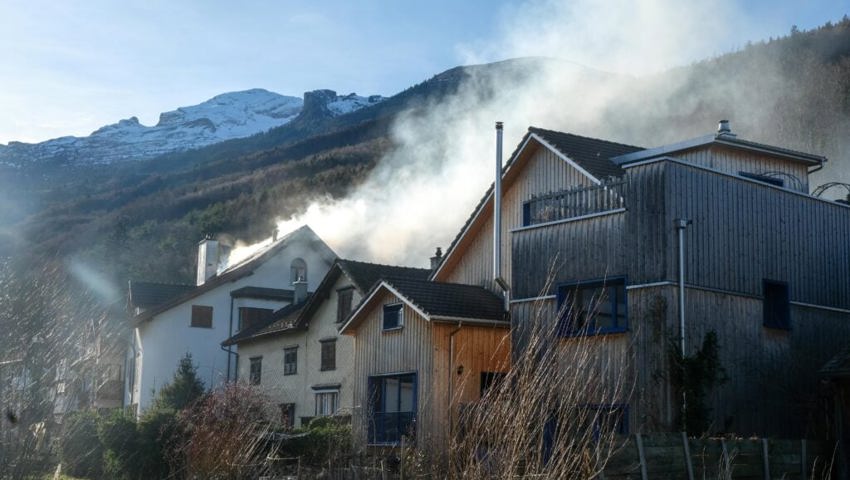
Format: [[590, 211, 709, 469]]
[[176, 383, 275, 479], [447, 289, 635, 479]]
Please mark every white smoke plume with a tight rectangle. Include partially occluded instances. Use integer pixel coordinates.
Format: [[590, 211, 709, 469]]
[[230, 0, 839, 267]]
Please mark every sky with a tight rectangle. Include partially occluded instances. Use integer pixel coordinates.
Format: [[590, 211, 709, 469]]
[[0, 0, 848, 145]]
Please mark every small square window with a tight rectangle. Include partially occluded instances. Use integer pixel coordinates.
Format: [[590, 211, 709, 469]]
[[763, 279, 790, 330], [480, 371, 507, 398], [190, 305, 213, 328], [249, 357, 262, 385], [320, 339, 336, 371], [284, 347, 298, 375], [383, 304, 404, 330]]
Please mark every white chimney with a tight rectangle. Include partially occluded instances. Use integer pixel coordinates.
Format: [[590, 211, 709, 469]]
[[293, 278, 308, 304], [196, 237, 219, 286], [430, 247, 443, 271]]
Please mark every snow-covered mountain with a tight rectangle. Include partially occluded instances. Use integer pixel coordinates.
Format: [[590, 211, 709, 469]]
[[0, 88, 385, 166]]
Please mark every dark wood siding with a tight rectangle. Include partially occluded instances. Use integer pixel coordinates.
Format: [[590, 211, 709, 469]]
[[661, 160, 850, 309]]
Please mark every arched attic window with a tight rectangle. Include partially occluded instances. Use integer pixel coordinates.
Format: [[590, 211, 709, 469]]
[[290, 258, 307, 284]]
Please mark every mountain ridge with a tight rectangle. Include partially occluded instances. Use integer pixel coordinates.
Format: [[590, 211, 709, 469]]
[[0, 88, 385, 167]]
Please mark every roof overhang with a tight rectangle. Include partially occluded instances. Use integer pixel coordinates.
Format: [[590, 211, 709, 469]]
[[611, 134, 826, 167]]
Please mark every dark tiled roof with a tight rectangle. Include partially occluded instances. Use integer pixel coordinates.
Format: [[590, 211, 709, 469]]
[[383, 278, 506, 322], [295, 259, 430, 329], [528, 127, 643, 180], [133, 225, 336, 324], [337, 259, 431, 292], [821, 346, 850, 378], [221, 298, 309, 346], [128, 281, 194, 310], [230, 286, 294, 301]]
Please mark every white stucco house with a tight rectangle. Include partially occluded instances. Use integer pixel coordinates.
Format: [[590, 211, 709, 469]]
[[221, 258, 430, 428], [125, 225, 337, 415]]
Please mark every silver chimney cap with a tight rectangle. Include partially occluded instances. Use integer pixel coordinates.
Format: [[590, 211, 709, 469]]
[[717, 119, 731, 135]]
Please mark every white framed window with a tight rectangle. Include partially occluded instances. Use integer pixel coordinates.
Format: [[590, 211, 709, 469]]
[[315, 391, 339, 416]]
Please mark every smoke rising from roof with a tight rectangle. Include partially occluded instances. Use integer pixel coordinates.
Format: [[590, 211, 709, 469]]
[[250, 0, 849, 267]]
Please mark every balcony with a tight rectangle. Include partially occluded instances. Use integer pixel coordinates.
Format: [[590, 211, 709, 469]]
[[522, 179, 627, 227]]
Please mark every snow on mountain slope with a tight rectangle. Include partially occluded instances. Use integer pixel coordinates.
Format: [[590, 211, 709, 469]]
[[0, 88, 385, 166]]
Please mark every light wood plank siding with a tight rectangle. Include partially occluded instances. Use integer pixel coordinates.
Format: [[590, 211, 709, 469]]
[[662, 160, 850, 309], [349, 293, 511, 451], [350, 291, 440, 447], [442, 143, 596, 290], [676, 145, 810, 192]]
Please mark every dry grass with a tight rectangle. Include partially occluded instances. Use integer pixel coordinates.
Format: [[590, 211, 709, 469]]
[[443, 292, 634, 479]]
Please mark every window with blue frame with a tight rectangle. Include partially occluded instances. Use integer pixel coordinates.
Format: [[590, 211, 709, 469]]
[[557, 278, 627, 336], [383, 304, 404, 330], [368, 373, 416, 444]]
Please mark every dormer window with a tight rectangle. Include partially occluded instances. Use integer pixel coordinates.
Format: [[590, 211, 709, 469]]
[[290, 258, 307, 284]]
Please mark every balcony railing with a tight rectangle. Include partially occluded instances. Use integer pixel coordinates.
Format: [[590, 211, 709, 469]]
[[522, 179, 627, 226], [369, 411, 415, 444]]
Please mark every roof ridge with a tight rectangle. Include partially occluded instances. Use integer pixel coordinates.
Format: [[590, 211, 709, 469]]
[[528, 126, 644, 150], [129, 279, 194, 287], [339, 258, 429, 271]]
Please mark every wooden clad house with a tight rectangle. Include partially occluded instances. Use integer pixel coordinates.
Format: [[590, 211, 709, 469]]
[[433, 121, 850, 437], [339, 278, 510, 449], [222, 259, 430, 428]]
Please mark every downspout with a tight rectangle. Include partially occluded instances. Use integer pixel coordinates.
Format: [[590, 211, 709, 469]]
[[220, 344, 239, 382], [226, 295, 235, 381], [674, 218, 692, 430], [448, 322, 463, 436]]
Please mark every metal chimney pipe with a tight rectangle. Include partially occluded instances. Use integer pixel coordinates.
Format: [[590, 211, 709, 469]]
[[494, 122, 504, 284]]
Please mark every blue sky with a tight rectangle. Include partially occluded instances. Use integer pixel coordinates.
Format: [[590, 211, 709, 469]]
[[0, 0, 848, 145]]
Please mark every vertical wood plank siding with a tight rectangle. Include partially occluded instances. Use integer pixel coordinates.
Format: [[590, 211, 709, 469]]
[[443, 145, 595, 290], [663, 160, 850, 309], [677, 145, 810, 192], [350, 293, 512, 450], [351, 291, 439, 447], [509, 156, 850, 436]]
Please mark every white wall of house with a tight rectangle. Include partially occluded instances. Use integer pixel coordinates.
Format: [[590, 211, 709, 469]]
[[131, 236, 334, 415], [236, 272, 357, 427]]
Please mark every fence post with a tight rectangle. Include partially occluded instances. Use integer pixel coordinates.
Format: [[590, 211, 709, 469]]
[[635, 433, 649, 480], [721, 438, 731, 475], [801, 439, 807, 479], [761, 438, 770, 480], [400, 436, 405, 480], [682, 432, 695, 480]]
